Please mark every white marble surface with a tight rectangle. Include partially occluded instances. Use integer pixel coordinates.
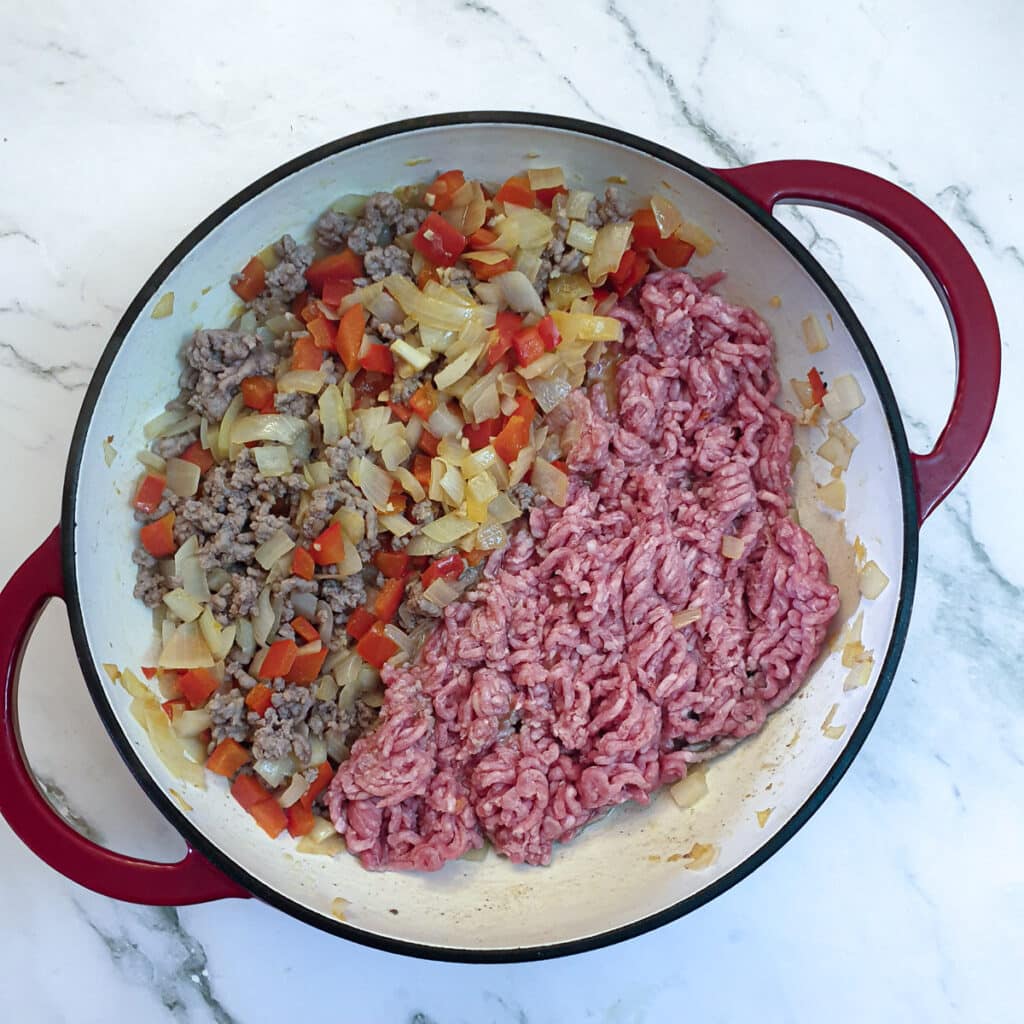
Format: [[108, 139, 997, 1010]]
[[1, 0, 1021, 1020]]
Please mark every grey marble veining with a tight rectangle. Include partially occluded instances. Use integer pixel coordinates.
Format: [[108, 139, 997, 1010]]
[[0, 0, 1021, 1021]]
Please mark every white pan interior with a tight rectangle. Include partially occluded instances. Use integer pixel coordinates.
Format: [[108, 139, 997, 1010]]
[[70, 121, 907, 954]]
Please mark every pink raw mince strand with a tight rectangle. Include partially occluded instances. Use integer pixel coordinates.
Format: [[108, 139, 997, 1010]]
[[328, 269, 840, 870]]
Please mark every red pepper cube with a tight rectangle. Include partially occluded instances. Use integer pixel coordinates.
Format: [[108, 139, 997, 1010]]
[[355, 621, 400, 670], [257, 638, 298, 680], [231, 773, 270, 811], [413, 213, 467, 268]]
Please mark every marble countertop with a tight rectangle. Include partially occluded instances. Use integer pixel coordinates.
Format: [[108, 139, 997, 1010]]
[[1, 1, 1020, 1021]]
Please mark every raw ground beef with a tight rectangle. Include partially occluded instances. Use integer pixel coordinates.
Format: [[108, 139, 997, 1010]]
[[328, 269, 839, 870]]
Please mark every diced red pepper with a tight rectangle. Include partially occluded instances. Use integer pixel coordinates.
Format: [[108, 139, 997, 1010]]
[[472, 253, 515, 281], [244, 683, 274, 716], [231, 256, 266, 302], [493, 414, 531, 464], [250, 798, 288, 839], [551, 459, 568, 474], [139, 511, 176, 558], [352, 370, 390, 402], [609, 249, 650, 297], [462, 415, 504, 450], [305, 249, 363, 294], [412, 454, 432, 490], [513, 393, 535, 421], [512, 325, 546, 367], [161, 697, 186, 720], [180, 441, 215, 474], [630, 208, 661, 249], [536, 184, 568, 208], [655, 236, 695, 268], [421, 552, 465, 590], [335, 303, 366, 373], [408, 384, 437, 421], [299, 762, 334, 810], [231, 773, 270, 811], [257, 638, 298, 680], [808, 367, 827, 406], [291, 290, 311, 316], [495, 176, 534, 208], [413, 212, 468, 267], [374, 550, 410, 579], [346, 607, 376, 641], [355, 621, 400, 670], [310, 522, 346, 566], [207, 738, 252, 777], [291, 616, 320, 644], [286, 801, 315, 838], [291, 546, 315, 581], [373, 577, 407, 623], [133, 473, 166, 514], [389, 402, 412, 424], [292, 335, 323, 371], [321, 277, 355, 308], [419, 430, 439, 457], [241, 375, 276, 412], [468, 227, 498, 249], [359, 343, 394, 376], [298, 300, 321, 324], [141, 666, 157, 680], [537, 315, 561, 352], [307, 316, 338, 351], [486, 310, 524, 367], [284, 645, 328, 685], [424, 169, 466, 213], [178, 668, 219, 709]]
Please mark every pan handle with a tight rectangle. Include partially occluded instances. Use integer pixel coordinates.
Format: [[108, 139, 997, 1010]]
[[715, 160, 1000, 523], [0, 527, 249, 904]]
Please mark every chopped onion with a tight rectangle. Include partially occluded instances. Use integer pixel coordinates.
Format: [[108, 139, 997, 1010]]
[[102, 436, 117, 466], [464, 248, 512, 266], [380, 436, 411, 471], [422, 577, 463, 608], [264, 312, 303, 337], [385, 275, 476, 331], [199, 608, 236, 661], [277, 370, 325, 394], [297, 823, 346, 857], [442, 180, 487, 236], [367, 290, 405, 325], [255, 756, 295, 788], [650, 194, 683, 238], [588, 222, 633, 284], [350, 456, 392, 510], [434, 342, 485, 391], [423, 512, 476, 543], [801, 314, 829, 354], [488, 492, 522, 524], [382, 623, 412, 656], [235, 618, 255, 660], [404, 414, 424, 452], [290, 591, 319, 622], [514, 249, 542, 284], [418, 325, 457, 353], [820, 703, 846, 740], [494, 271, 545, 317], [565, 189, 594, 220], [171, 707, 212, 739], [461, 364, 503, 423], [549, 310, 622, 343], [439, 462, 465, 506], [463, 445, 499, 479], [391, 338, 434, 371], [546, 272, 593, 311], [137, 449, 167, 473], [393, 466, 426, 502], [379, 513, 414, 537], [255, 529, 295, 570], [253, 444, 292, 478], [822, 374, 865, 421], [216, 393, 245, 461], [675, 219, 715, 257], [844, 654, 874, 691], [532, 456, 569, 507], [790, 377, 815, 409], [159, 621, 213, 669], [565, 221, 597, 254], [817, 479, 846, 512], [130, 692, 205, 788], [144, 408, 187, 440], [334, 507, 365, 545], [477, 521, 509, 551], [859, 560, 889, 599], [316, 676, 339, 702], [526, 166, 564, 190], [721, 535, 745, 559], [405, 533, 448, 556], [151, 291, 174, 319], [331, 193, 367, 216], [427, 401, 464, 438], [672, 608, 701, 628], [527, 373, 573, 414], [162, 588, 203, 623], [230, 413, 307, 446], [496, 207, 554, 253], [670, 767, 708, 808], [355, 406, 392, 446], [303, 462, 331, 489], [252, 586, 275, 646], [278, 773, 309, 809]]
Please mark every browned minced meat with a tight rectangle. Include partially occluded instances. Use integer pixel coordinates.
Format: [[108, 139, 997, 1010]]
[[363, 244, 412, 282], [151, 430, 198, 461], [344, 193, 427, 255], [180, 330, 277, 421], [249, 235, 315, 319]]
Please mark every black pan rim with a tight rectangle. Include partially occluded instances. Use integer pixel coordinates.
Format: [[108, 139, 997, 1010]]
[[60, 110, 918, 964]]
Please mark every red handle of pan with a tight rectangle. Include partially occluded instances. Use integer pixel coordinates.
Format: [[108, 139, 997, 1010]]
[[715, 160, 1000, 522], [0, 527, 249, 904]]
